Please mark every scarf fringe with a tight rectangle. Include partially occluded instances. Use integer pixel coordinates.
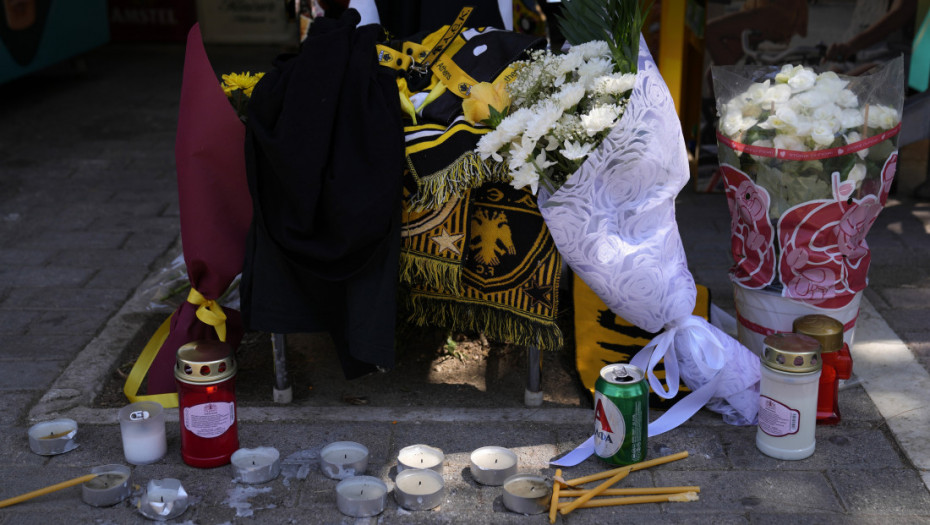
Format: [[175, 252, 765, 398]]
[[399, 251, 462, 294], [406, 293, 564, 351], [408, 153, 510, 211]]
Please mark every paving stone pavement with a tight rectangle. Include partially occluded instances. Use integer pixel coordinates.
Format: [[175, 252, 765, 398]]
[[1, 41, 930, 524]]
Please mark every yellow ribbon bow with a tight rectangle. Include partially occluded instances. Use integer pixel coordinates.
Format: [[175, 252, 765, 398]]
[[187, 287, 227, 342]]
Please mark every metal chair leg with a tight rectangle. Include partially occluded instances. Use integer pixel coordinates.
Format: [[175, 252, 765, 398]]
[[271, 333, 293, 403], [525, 345, 543, 406]]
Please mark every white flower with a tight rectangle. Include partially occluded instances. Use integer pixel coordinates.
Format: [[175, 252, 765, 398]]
[[815, 71, 849, 93], [867, 104, 899, 129], [568, 40, 610, 60], [839, 108, 864, 130], [581, 104, 619, 136], [495, 107, 533, 141], [745, 81, 771, 104], [524, 100, 563, 142], [722, 112, 757, 136], [793, 89, 831, 110], [836, 89, 858, 108], [844, 131, 869, 159], [555, 82, 586, 110], [762, 84, 792, 106], [593, 73, 636, 96], [773, 133, 807, 151], [560, 139, 595, 160], [847, 162, 867, 184], [533, 150, 556, 171], [509, 162, 539, 194], [577, 58, 614, 88], [476, 129, 507, 162], [810, 121, 836, 147], [555, 51, 584, 79], [776, 65, 816, 92]]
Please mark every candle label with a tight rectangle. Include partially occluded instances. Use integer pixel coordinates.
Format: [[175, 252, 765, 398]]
[[183, 402, 235, 438], [593, 391, 625, 457], [129, 410, 150, 421], [758, 395, 800, 437]]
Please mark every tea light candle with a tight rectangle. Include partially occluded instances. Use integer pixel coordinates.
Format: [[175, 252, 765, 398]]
[[321, 441, 369, 480], [397, 444, 444, 473], [335, 476, 387, 517], [118, 401, 167, 465], [394, 468, 444, 511], [502, 473, 551, 515], [81, 464, 131, 507], [231, 447, 281, 484], [27, 419, 78, 456], [469, 446, 517, 486], [138, 478, 189, 521]]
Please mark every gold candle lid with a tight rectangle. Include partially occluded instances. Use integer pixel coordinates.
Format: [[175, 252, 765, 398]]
[[761, 333, 822, 373], [174, 340, 237, 385], [793, 314, 843, 353]]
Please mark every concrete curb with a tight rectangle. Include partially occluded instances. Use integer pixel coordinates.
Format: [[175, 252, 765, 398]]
[[29, 251, 930, 492], [850, 297, 930, 490]]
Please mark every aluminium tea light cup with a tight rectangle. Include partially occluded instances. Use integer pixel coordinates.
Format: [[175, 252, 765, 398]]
[[321, 441, 369, 480], [393, 468, 444, 511], [469, 446, 518, 486], [502, 473, 551, 515], [231, 447, 281, 484], [27, 418, 78, 456], [397, 444, 444, 474], [335, 475, 387, 517], [138, 478, 189, 521], [81, 464, 131, 507]]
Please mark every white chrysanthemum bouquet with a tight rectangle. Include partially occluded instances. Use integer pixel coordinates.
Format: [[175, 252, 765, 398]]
[[475, 41, 636, 194]]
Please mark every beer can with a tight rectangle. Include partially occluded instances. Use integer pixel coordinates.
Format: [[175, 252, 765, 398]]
[[593, 364, 649, 465]]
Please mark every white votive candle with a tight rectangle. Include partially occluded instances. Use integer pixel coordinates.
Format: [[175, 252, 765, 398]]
[[27, 418, 78, 456], [394, 468, 444, 511], [231, 447, 281, 484], [81, 464, 131, 507], [138, 478, 189, 521], [118, 401, 167, 465], [469, 446, 518, 486], [502, 473, 551, 515], [397, 444, 444, 473], [321, 441, 369, 480], [335, 476, 387, 517]]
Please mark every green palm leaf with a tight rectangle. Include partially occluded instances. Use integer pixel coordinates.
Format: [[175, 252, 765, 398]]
[[556, 0, 651, 74]]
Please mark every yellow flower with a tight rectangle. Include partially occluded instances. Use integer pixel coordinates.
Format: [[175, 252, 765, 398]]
[[462, 81, 510, 126], [221, 72, 265, 98]]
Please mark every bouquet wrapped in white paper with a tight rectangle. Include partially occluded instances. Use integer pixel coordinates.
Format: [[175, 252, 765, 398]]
[[474, 28, 760, 460]]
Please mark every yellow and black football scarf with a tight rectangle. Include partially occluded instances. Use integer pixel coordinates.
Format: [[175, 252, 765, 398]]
[[402, 181, 562, 351], [573, 276, 711, 407]]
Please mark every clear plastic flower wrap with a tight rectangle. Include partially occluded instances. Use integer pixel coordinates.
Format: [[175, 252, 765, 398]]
[[711, 59, 904, 354]]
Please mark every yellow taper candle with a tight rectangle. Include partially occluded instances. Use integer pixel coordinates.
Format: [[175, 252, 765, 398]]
[[559, 468, 629, 515], [558, 450, 689, 487], [558, 491, 699, 509], [0, 473, 98, 508], [549, 469, 561, 523]]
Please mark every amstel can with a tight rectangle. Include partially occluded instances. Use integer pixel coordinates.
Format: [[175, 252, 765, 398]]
[[593, 363, 649, 465]]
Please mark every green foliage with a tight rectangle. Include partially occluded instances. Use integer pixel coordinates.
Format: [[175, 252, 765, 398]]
[[556, 0, 652, 74]]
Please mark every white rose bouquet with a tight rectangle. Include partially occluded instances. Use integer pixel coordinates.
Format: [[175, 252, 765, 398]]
[[711, 58, 904, 354]]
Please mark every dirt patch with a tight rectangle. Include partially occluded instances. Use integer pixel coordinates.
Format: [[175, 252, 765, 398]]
[[95, 321, 591, 410]]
